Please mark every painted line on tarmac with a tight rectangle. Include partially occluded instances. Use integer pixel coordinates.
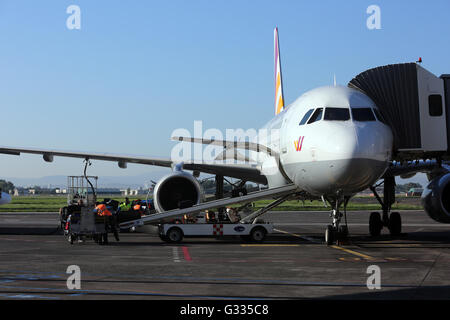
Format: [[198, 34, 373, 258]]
[[171, 246, 192, 262], [274, 228, 377, 260], [330, 245, 376, 260], [182, 246, 192, 261], [172, 247, 181, 263], [240, 244, 300, 247], [274, 228, 320, 243]]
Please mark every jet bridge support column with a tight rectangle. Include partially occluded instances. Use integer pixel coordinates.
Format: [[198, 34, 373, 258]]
[[383, 176, 396, 224]]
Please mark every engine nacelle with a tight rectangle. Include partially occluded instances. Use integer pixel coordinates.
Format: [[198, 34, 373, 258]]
[[43, 154, 54, 163], [421, 173, 450, 223], [153, 171, 203, 213]]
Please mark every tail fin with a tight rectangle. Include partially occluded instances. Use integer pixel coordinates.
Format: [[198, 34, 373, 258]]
[[274, 27, 285, 115]]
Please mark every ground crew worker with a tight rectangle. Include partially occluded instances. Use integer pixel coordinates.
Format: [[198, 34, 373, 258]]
[[118, 197, 132, 212], [206, 210, 217, 223], [95, 203, 113, 244], [109, 206, 120, 242], [133, 201, 145, 216], [95, 203, 112, 217], [181, 214, 194, 224]]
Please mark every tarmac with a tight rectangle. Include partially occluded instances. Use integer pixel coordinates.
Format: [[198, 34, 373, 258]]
[[0, 210, 450, 300]]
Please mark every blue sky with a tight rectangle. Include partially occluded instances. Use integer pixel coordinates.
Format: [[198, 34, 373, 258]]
[[1, 0, 449, 181]]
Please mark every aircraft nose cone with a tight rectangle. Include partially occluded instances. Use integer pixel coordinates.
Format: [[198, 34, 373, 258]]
[[331, 122, 392, 193], [294, 122, 392, 196], [353, 123, 393, 162], [319, 122, 358, 160]]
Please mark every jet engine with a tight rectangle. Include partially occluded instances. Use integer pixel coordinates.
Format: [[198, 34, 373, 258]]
[[153, 171, 203, 213], [421, 173, 450, 223]]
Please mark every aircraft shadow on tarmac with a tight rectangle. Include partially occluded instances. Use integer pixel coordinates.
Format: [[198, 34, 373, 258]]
[[351, 231, 450, 248]]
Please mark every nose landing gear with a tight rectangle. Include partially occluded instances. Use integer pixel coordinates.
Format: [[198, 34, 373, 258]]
[[324, 195, 350, 245]]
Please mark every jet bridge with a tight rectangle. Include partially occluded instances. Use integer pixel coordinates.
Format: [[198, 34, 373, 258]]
[[348, 63, 450, 160], [441, 74, 450, 155]]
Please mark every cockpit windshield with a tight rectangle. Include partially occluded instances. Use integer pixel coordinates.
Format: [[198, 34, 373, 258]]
[[307, 108, 323, 124], [299, 109, 314, 125], [351, 108, 376, 122], [324, 108, 350, 121], [372, 108, 387, 124]]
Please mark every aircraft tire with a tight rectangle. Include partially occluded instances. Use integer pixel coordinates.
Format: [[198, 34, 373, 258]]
[[388, 212, 402, 236], [369, 212, 383, 237], [325, 225, 334, 245], [339, 225, 349, 238]]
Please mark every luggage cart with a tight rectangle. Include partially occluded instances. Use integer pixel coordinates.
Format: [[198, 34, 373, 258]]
[[62, 161, 112, 245], [65, 207, 107, 245]]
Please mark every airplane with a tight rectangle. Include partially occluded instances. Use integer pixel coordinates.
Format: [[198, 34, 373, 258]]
[[0, 28, 449, 244]]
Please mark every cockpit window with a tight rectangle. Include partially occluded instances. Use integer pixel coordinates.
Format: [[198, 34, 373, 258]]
[[351, 108, 376, 121], [307, 108, 323, 124], [299, 109, 314, 125], [324, 108, 350, 121], [372, 108, 387, 124]]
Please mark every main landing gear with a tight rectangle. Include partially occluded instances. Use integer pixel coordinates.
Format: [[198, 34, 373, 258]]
[[324, 194, 350, 245], [369, 176, 402, 237]]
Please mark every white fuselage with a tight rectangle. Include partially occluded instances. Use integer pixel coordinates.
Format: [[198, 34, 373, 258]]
[[254, 86, 393, 197]]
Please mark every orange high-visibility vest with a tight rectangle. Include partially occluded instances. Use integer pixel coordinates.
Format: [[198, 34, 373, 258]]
[[96, 204, 112, 216], [133, 204, 141, 211]]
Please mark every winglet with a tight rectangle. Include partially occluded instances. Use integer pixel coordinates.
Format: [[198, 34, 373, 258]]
[[274, 27, 285, 115]]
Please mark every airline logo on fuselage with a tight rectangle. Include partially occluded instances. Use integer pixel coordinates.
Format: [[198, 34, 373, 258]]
[[294, 136, 305, 152]]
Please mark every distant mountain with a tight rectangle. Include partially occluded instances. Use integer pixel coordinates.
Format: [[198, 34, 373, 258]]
[[5, 169, 172, 189], [4, 170, 430, 190]]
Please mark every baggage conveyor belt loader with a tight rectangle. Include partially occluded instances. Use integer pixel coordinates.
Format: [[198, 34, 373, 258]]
[[119, 184, 299, 243]]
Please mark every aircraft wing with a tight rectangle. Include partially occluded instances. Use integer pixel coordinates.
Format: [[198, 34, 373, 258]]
[[171, 136, 278, 157], [0, 146, 268, 184]]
